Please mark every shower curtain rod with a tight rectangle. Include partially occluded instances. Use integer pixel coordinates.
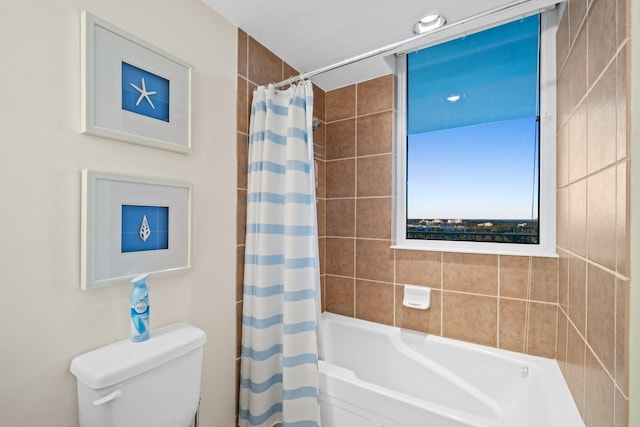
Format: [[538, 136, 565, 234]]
[[273, 0, 554, 89]]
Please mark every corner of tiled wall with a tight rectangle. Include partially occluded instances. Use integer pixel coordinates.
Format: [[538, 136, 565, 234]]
[[555, 0, 630, 424], [235, 28, 328, 425]]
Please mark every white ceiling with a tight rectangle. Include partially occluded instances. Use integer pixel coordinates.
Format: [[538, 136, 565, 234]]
[[201, 0, 561, 90]]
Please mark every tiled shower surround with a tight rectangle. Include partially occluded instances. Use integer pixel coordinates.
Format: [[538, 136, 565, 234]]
[[236, 0, 631, 421]]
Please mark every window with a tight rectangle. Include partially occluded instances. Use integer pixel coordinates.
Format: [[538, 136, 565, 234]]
[[394, 11, 558, 257]]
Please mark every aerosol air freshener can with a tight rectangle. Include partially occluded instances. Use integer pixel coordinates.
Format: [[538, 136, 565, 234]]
[[130, 273, 150, 342]]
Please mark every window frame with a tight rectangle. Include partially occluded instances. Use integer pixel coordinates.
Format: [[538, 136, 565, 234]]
[[393, 10, 559, 257]]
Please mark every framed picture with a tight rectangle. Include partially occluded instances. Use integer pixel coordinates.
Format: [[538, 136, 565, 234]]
[[81, 11, 192, 154], [81, 170, 192, 289]]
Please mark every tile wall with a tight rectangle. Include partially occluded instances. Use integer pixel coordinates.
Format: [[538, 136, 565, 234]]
[[321, 75, 559, 358], [555, 0, 630, 424], [236, 0, 633, 421]]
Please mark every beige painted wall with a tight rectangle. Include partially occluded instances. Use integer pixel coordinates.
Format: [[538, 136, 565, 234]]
[[0, 0, 237, 425]]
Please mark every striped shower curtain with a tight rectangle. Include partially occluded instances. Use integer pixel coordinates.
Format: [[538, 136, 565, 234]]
[[239, 82, 321, 427]]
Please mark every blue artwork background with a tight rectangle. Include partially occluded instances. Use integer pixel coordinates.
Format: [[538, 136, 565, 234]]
[[121, 62, 170, 122], [121, 205, 169, 253]]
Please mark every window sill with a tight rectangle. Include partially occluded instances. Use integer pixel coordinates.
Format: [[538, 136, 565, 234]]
[[391, 241, 558, 258]]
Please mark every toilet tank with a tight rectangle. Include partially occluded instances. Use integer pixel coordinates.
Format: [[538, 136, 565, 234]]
[[70, 323, 207, 427]]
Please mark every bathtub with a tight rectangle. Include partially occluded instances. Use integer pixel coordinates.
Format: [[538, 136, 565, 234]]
[[318, 312, 584, 427]]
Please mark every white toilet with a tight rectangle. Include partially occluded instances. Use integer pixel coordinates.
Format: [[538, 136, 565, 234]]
[[70, 322, 207, 427]]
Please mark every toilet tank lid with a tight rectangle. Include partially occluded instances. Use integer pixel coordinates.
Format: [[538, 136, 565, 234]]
[[70, 322, 207, 389]]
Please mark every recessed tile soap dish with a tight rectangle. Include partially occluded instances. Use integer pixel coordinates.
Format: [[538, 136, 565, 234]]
[[402, 285, 431, 310]]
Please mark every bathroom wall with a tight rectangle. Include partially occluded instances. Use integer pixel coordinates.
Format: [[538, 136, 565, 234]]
[[0, 1, 237, 425], [555, 0, 630, 424], [234, 2, 633, 425], [322, 76, 559, 358]]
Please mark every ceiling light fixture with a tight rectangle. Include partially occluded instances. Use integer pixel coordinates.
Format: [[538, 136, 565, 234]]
[[413, 14, 447, 35]]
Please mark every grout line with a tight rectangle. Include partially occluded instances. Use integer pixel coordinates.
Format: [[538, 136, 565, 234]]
[[324, 152, 393, 162], [559, 304, 629, 400]]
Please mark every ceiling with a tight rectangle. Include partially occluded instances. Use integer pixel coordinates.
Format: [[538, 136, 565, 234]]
[[201, 0, 561, 90]]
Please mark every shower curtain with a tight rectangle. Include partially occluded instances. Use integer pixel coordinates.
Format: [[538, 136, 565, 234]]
[[239, 81, 321, 427]]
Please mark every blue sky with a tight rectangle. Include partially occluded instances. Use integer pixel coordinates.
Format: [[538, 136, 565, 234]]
[[407, 117, 539, 220], [406, 15, 540, 221]]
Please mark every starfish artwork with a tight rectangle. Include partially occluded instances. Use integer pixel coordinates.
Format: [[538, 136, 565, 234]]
[[121, 62, 170, 122], [130, 78, 157, 109]]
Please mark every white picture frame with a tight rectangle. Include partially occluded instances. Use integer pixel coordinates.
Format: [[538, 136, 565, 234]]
[[81, 11, 192, 154], [81, 170, 192, 289]]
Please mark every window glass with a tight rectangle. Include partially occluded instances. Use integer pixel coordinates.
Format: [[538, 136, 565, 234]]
[[405, 15, 542, 246]]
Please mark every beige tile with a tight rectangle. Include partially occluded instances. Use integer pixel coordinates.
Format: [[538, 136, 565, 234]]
[[237, 76, 249, 134], [443, 293, 497, 347], [443, 253, 498, 296], [587, 166, 617, 271], [237, 133, 248, 189], [356, 197, 392, 239], [283, 62, 298, 83], [587, 63, 617, 174], [325, 275, 354, 317], [395, 249, 441, 288], [237, 190, 247, 245], [530, 257, 558, 303], [616, 278, 630, 394], [569, 26, 588, 112], [569, 0, 587, 45], [587, 264, 616, 375], [587, 0, 617, 87], [568, 179, 587, 257], [556, 6, 570, 70], [326, 119, 356, 160], [357, 75, 394, 116], [395, 286, 441, 335], [355, 239, 394, 283], [313, 119, 326, 161], [318, 237, 326, 275], [558, 250, 570, 313], [557, 310, 569, 375], [355, 280, 394, 325], [584, 349, 615, 427], [557, 122, 569, 188], [558, 64, 571, 127], [568, 101, 587, 183], [326, 159, 355, 198], [616, 49, 628, 161], [569, 255, 587, 335], [326, 199, 355, 237], [357, 111, 393, 156], [615, 388, 628, 427], [558, 65, 571, 127], [616, 161, 629, 276], [237, 29, 248, 78], [566, 324, 586, 417], [557, 187, 569, 249], [315, 159, 326, 199], [326, 85, 356, 122], [313, 84, 326, 122], [357, 154, 393, 197], [527, 302, 557, 358], [248, 37, 282, 86], [325, 238, 354, 277], [499, 299, 526, 353], [236, 245, 245, 302], [318, 275, 326, 313], [499, 256, 529, 299], [316, 198, 326, 238]]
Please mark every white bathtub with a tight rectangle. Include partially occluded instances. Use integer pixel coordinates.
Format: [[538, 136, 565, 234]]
[[318, 312, 584, 427]]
